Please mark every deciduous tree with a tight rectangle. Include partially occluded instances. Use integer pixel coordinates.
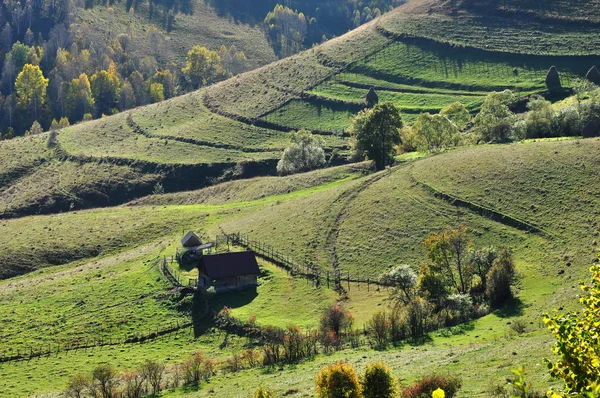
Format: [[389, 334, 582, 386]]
[[14, 63, 48, 118], [350, 101, 402, 170]]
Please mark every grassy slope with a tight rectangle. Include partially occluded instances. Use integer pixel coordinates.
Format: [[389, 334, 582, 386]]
[[1, 138, 595, 396], [77, 0, 277, 69], [130, 163, 372, 207], [377, 0, 600, 55]]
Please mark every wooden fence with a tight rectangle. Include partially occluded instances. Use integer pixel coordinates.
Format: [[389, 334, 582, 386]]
[[221, 232, 390, 292], [0, 320, 193, 364]]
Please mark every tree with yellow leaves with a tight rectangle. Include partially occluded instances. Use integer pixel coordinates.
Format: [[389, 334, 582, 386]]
[[14, 63, 48, 119]]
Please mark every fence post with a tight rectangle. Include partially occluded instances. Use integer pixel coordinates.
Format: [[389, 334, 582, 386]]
[[347, 271, 350, 291]]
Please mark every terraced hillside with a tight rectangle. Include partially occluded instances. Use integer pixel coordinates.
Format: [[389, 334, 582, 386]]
[[4, 0, 600, 218], [1, 138, 599, 397]]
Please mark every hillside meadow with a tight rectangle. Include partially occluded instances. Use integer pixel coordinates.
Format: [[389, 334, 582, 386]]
[[1, 137, 598, 396]]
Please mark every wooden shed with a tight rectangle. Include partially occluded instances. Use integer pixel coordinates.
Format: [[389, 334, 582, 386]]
[[198, 251, 260, 293], [179, 231, 213, 263]]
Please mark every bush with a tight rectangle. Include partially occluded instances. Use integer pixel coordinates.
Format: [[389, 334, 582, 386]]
[[253, 386, 277, 398], [367, 310, 390, 349], [406, 297, 435, 338], [320, 304, 354, 337], [544, 262, 600, 394], [315, 361, 361, 398], [361, 362, 397, 398], [485, 249, 516, 309], [380, 264, 417, 305], [400, 374, 462, 398], [63, 374, 89, 398], [277, 129, 326, 175], [525, 96, 553, 138]]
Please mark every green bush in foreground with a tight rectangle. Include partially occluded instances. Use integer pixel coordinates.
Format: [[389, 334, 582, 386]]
[[315, 361, 361, 398], [361, 362, 397, 398], [544, 260, 600, 395]]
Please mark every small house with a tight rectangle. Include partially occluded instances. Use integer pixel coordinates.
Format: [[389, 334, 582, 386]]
[[180, 231, 213, 263], [198, 251, 260, 293]]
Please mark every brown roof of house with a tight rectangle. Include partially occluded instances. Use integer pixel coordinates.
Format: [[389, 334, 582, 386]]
[[199, 251, 260, 279]]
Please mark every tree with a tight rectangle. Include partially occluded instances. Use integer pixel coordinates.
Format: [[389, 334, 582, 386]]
[[30, 120, 42, 135], [63, 374, 89, 398], [264, 5, 308, 57], [361, 362, 397, 398], [474, 90, 516, 142], [140, 359, 165, 395], [367, 310, 390, 348], [182, 45, 226, 89], [15, 63, 48, 118], [315, 361, 361, 398], [544, 260, 600, 394], [423, 226, 473, 294], [469, 246, 498, 289], [485, 248, 516, 308], [149, 82, 164, 103], [276, 129, 326, 175], [320, 304, 353, 337], [350, 101, 403, 170], [65, 73, 95, 120], [525, 95, 554, 138], [91, 364, 117, 398], [380, 264, 417, 305], [440, 102, 471, 130], [412, 113, 459, 152], [91, 68, 120, 116]]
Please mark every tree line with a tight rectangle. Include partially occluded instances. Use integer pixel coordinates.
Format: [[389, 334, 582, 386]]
[[0, 0, 252, 139]]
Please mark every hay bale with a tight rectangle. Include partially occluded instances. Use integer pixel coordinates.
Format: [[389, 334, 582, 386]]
[[582, 120, 600, 138], [586, 66, 600, 86], [366, 87, 379, 107], [545, 66, 562, 93]]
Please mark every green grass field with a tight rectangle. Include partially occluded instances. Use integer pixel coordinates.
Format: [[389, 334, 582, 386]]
[[1, 137, 599, 396], [3, 1, 600, 396]]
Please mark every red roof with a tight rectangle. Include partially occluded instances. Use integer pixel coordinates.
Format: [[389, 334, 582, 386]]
[[199, 251, 260, 279]]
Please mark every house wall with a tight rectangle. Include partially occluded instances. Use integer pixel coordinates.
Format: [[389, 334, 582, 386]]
[[210, 274, 258, 293]]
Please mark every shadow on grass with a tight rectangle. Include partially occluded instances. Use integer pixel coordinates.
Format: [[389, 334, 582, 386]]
[[211, 287, 259, 310], [434, 321, 476, 338], [495, 297, 526, 318]]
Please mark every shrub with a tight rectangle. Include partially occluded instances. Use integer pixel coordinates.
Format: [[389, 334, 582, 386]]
[[139, 359, 165, 395], [91, 364, 118, 398], [400, 374, 462, 398], [361, 362, 397, 398], [253, 386, 277, 398], [406, 297, 435, 338], [320, 304, 354, 336], [440, 101, 471, 131], [380, 264, 417, 305], [475, 90, 516, 143], [277, 130, 326, 175], [367, 310, 390, 349], [63, 374, 89, 398], [551, 106, 582, 137], [315, 361, 361, 398], [509, 319, 527, 334], [181, 352, 215, 385], [525, 96, 554, 138], [485, 249, 516, 309], [413, 112, 459, 152], [544, 262, 600, 394]]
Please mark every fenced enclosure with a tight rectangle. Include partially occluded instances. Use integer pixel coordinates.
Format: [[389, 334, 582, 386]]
[[218, 232, 390, 293]]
